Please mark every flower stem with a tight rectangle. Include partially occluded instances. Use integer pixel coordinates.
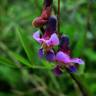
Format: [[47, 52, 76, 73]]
[[57, 0, 60, 33], [66, 68, 92, 96]]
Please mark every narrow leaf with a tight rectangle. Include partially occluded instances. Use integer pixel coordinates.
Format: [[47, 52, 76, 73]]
[[0, 56, 16, 68], [10, 51, 32, 67], [16, 26, 34, 64]]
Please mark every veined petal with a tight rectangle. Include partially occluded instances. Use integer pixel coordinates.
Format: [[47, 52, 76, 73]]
[[56, 51, 70, 63], [33, 31, 45, 43], [46, 33, 59, 46], [56, 51, 85, 65], [71, 58, 85, 65]]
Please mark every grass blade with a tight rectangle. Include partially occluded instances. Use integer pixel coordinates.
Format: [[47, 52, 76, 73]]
[[16, 26, 34, 64]]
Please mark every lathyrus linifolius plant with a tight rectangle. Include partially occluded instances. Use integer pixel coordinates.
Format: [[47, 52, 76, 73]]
[[32, 0, 85, 76]]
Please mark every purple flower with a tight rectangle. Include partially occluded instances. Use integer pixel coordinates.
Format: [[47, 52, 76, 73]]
[[33, 31, 59, 62], [53, 51, 84, 75], [56, 51, 85, 65], [69, 66, 77, 73], [32, 0, 85, 75], [43, 16, 57, 38], [33, 31, 43, 44], [45, 50, 55, 61], [45, 16, 57, 33], [33, 16, 59, 62], [33, 31, 59, 47], [59, 35, 70, 54], [38, 48, 44, 58], [38, 48, 55, 62], [46, 32, 59, 46], [52, 34, 85, 74], [55, 51, 85, 73]]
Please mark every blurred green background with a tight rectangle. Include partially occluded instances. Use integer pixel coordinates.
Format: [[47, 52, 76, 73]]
[[0, 0, 96, 96]]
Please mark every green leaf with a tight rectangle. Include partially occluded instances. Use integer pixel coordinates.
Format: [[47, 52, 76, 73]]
[[77, 64, 85, 74], [16, 26, 34, 64], [0, 56, 16, 68], [10, 51, 32, 67], [84, 49, 96, 61], [0, 92, 13, 96], [0, 65, 22, 87], [73, 29, 85, 57], [42, 60, 55, 69], [10, 51, 53, 69]]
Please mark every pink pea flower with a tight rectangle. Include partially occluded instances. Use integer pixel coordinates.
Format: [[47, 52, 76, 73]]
[[53, 51, 85, 75], [33, 16, 58, 45], [56, 51, 85, 65], [33, 31, 59, 61], [33, 31, 59, 46], [38, 48, 55, 61], [53, 36, 85, 75], [33, 16, 59, 62]]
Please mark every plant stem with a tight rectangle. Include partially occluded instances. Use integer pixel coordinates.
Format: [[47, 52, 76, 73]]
[[66, 68, 92, 96], [86, 0, 92, 32], [57, 0, 60, 33]]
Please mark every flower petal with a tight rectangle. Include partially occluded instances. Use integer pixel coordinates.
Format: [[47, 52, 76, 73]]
[[56, 51, 70, 63], [45, 16, 57, 33], [71, 58, 85, 65], [60, 35, 70, 46], [38, 48, 44, 58], [56, 51, 85, 65], [33, 31, 45, 43], [53, 65, 62, 76], [46, 33, 59, 46], [69, 66, 77, 73], [59, 35, 70, 54], [45, 50, 55, 62]]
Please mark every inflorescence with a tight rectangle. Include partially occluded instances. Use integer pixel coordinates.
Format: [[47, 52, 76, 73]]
[[32, 0, 85, 76]]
